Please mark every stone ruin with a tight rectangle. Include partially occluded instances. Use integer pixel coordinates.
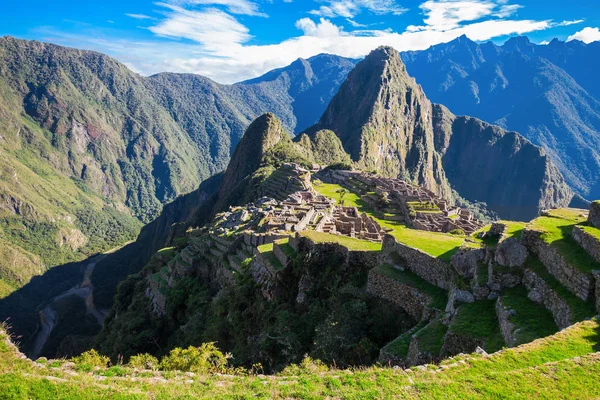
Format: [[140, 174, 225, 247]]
[[210, 188, 387, 245], [318, 169, 483, 235]]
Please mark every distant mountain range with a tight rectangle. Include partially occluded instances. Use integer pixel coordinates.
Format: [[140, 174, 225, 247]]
[[401, 35, 600, 201]]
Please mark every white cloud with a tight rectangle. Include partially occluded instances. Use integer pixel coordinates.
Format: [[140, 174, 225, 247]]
[[173, 0, 267, 17], [295, 18, 343, 37], [568, 27, 600, 43], [41, 0, 584, 84], [309, 0, 407, 19], [126, 13, 153, 20], [409, 0, 523, 32], [149, 4, 251, 48]]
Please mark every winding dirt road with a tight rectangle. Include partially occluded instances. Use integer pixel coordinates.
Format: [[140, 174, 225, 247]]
[[30, 255, 108, 359]]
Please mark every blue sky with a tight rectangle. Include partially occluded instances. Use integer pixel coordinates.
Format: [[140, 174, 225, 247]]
[[2, 0, 599, 83]]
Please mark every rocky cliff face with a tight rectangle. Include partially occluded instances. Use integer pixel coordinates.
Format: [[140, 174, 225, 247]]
[[432, 107, 573, 221], [309, 46, 572, 220], [309, 46, 452, 199]]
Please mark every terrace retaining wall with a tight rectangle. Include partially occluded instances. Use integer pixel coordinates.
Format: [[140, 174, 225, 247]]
[[522, 269, 572, 329], [572, 226, 600, 263], [380, 235, 459, 290], [521, 229, 594, 301]]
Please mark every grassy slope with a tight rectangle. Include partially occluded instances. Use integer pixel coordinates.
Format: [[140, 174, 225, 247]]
[[314, 183, 463, 261], [1, 319, 600, 398]]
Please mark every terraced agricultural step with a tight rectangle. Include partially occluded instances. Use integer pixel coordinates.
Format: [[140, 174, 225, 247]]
[[405, 317, 448, 366], [496, 286, 558, 347], [522, 217, 600, 301], [522, 256, 596, 329], [441, 300, 505, 358], [367, 264, 447, 320], [379, 321, 428, 366]]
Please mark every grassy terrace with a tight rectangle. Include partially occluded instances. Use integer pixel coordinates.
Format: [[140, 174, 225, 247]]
[[314, 182, 463, 262], [383, 321, 427, 358], [415, 318, 447, 356], [2, 320, 600, 398], [256, 243, 285, 270], [524, 256, 596, 321], [451, 300, 505, 353], [581, 224, 600, 241], [500, 286, 558, 345], [299, 231, 382, 251], [470, 221, 527, 248], [375, 264, 448, 309], [528, 208, 600, 273]]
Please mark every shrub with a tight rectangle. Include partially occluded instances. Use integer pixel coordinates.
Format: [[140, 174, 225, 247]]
[[449, 229, 466, 236], [159, 343, 230, 373], [127, 353, 160, 370], [72, 349, 110, 370], [280, 356, 329, 376]]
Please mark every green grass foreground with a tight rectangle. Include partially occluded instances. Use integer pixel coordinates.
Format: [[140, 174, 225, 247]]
[[2, 319, 600, 399], [314, 182, 463, 261]]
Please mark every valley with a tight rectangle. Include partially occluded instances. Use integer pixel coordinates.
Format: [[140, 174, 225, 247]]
[[0, 30, 599, 399]]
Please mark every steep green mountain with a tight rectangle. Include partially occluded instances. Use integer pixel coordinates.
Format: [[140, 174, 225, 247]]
[[401, 35, 600, 200], [308, 46, 572, 221], [0, 37, 354, 297]]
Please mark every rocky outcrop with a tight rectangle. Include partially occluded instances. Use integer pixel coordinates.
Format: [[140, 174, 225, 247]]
[[572, 226, 600, 263], [452, 248, 485, 279], [522, 229, 595, 301], [589, 202, 600, 229], [495, 238, 528, 268]]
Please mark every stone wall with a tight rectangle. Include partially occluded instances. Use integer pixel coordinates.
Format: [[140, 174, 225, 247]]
[[522, 269, 572, 329], [522, 229, 595, 301], [572, 226, 600, 263], [272, 242, 290, 267], [590, 201, 600, 229], [380, 235, 459, 290], [495, 297, 518, 347], [366, 269, 434, 320]]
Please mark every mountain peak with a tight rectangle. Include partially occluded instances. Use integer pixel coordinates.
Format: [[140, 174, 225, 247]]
[[309, 43, 451, 197], [503, 36, 534, 52], [216, 113, 288, 206]]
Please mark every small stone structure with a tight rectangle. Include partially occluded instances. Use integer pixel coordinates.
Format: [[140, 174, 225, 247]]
[[589, 201, 600, 229], [495, 297, 518, 347], [522, 269, 573, 329]]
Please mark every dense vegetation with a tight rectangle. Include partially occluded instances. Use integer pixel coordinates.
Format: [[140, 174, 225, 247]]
[[97, 243, 410, 372]]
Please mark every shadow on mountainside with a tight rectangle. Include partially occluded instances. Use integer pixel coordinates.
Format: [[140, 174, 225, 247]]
[[0, 173, 223, 359]]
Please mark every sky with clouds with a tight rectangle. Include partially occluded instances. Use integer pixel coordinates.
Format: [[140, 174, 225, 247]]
[[1, 0, 598, 83]]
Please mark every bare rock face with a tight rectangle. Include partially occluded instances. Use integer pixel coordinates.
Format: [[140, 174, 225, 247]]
[[495, 237, 528, 268], [590, 201, 600, 228]]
